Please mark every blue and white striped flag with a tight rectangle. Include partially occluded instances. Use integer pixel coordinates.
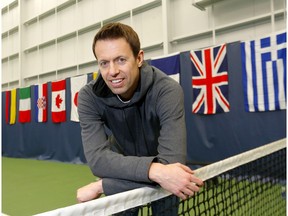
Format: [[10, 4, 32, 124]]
[[241, 32, 286, 112], [150, 52, 180, 83]]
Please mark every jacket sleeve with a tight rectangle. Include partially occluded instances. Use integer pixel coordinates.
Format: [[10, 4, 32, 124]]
[[78, 85, 155, 185], [155, 79, 187, 165], [102, 178, 158, 195]]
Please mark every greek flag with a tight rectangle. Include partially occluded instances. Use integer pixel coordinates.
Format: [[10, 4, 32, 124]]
[[241, 32, 286, 112]]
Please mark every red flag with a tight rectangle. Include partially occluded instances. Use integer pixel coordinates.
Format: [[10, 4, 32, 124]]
[[5, 91, 10, 124], [51, 80, 66, 123]]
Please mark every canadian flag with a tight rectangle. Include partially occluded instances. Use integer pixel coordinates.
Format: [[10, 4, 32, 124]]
[[70, 75, 87, 122], [51, 79, 66, 123]]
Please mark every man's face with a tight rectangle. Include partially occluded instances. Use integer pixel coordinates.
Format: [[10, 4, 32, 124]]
[[95, 38, 144, 100]]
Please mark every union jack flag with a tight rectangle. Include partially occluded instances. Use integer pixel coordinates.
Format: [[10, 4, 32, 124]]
[[190, 44, 230, 114]]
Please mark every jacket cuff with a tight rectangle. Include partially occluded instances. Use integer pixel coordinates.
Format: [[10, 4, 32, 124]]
[[134, 157, 155, 182]]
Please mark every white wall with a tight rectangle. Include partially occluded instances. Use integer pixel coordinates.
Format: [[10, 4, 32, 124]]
[[1, 0, 286, 90]]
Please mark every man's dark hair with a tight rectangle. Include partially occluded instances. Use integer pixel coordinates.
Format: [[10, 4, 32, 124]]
[[92, 22, 141, 59]]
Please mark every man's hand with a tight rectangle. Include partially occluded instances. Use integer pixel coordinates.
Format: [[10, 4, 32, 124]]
[[77, 179, 103, 203], [148, 163, 203, 200]]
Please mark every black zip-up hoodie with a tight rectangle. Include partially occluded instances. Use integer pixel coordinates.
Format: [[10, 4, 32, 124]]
[[78, 63, 186, 195]]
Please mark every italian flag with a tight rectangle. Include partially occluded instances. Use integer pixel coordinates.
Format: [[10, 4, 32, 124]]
[[19, 87, 31, 123]]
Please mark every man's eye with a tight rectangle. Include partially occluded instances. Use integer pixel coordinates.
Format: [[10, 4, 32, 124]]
[[117, 58, 126, 64], [99, 61, 108, 68]]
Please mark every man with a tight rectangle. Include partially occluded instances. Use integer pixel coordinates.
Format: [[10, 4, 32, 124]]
[[77, 22, 203, 214]]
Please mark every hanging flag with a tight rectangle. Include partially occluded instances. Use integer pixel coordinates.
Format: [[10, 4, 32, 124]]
[[241, 32, 286, 112], [34, 83, 48, 122], [51, 79, 66, 123], [70, 75, 87, 122], [151, 52, 180, 83], [190, 44, 230, 114], [19, 87, 31, 123], [93, 71, 98, 80], [5, 91, 10, 124], [5, 89, 17, 124]]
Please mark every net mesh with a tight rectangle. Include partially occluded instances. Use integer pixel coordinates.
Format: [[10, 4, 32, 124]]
[[35, 139, 286, 216], [117, 146, 286, 216]]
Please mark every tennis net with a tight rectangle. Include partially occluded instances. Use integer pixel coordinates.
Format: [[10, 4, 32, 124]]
[[36, 138, 286, 216]]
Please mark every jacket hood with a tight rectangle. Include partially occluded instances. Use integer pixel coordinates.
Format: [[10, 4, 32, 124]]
[[92, 63, 154, 108]]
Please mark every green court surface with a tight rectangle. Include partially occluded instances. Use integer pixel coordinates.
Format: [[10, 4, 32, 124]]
[[3, 157, 286, 216], [2, 157, 96, 216]]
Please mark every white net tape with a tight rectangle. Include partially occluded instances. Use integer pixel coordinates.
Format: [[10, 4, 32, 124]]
[[35, 138, 286, 216]]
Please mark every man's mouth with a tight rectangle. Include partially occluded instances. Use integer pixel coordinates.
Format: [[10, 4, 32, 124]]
[[111, 79, 123, 84], [110, 78, 125, 88]]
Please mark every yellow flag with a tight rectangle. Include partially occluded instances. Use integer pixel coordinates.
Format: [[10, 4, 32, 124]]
[[93, 71, 98, 80], [10, 88, 17, 124]]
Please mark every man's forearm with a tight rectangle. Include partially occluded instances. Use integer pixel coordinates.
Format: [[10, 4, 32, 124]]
[[102, 178, 158, 195]]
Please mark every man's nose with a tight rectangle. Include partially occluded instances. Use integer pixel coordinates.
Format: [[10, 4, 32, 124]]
[[108, 62, 119, 76]]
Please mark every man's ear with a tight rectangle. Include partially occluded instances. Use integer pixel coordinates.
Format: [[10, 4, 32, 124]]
[[137, 50, 144, 67]]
